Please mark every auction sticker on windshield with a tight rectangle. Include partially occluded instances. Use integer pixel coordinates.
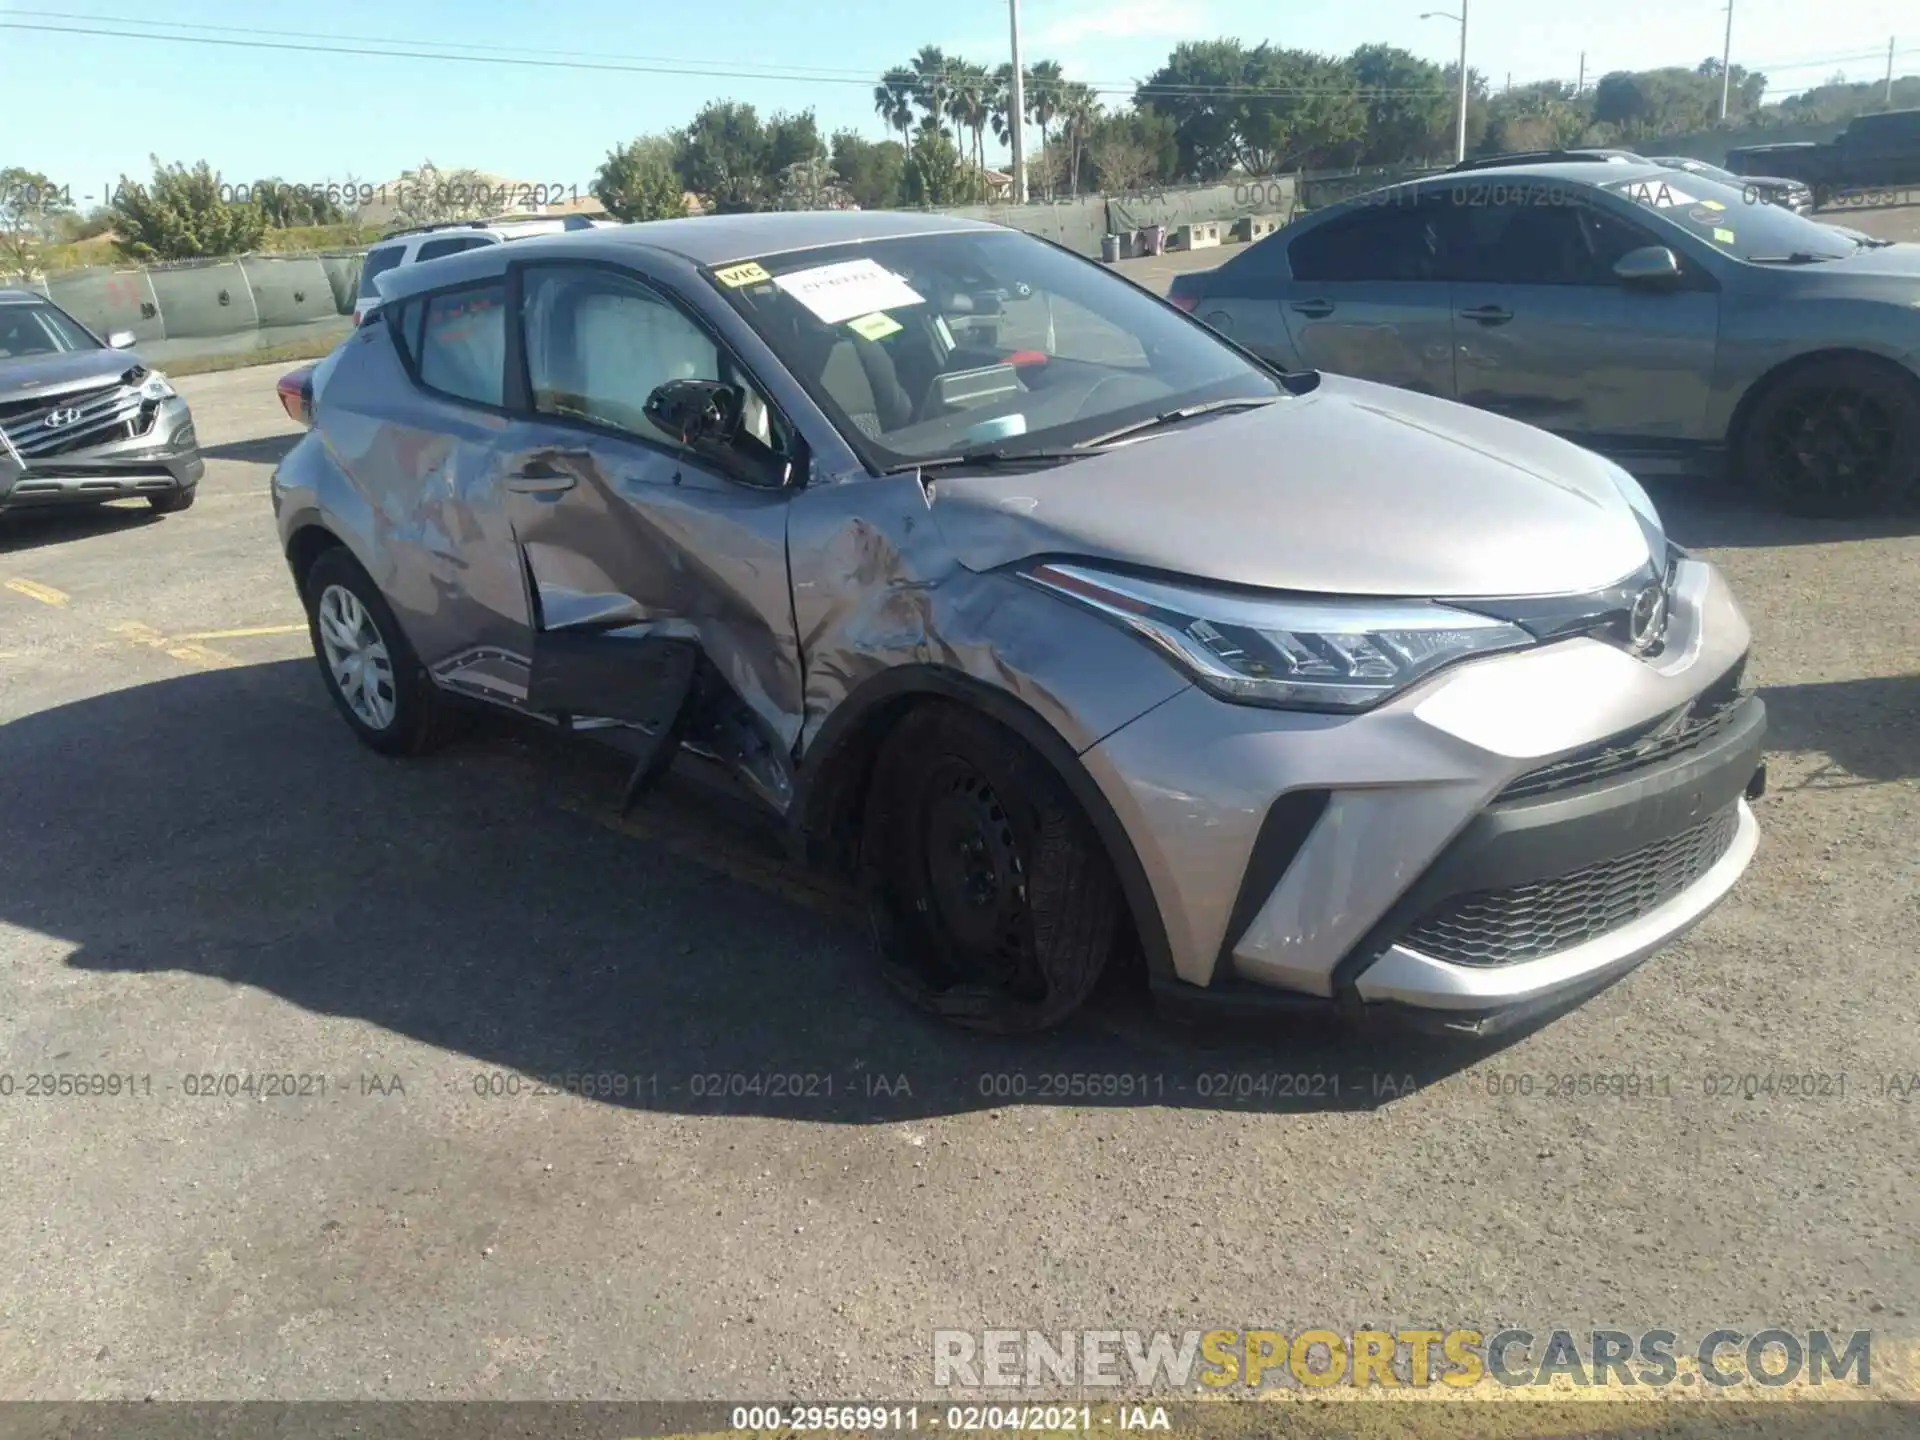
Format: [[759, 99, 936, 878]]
[[846, 311, 905, 341], [713, 261, 771, 288], [776, 258, 925, 324]]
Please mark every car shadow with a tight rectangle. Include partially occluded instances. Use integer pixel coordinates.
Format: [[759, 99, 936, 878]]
[[0, 660, 1525, 1123], [0, 502, 161, 553], [200, 433, 301, 465], [1649, 478, 1919, 549], [1759, 673, 1920, 787]]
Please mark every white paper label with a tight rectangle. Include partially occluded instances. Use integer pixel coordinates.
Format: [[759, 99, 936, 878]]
[[774, 259, 925, 325]]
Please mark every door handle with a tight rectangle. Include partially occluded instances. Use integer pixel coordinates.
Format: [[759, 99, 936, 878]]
[[1290, 299, 1335, 318], [505, 458, 577, 494], [1459, 304, 1514, 326]]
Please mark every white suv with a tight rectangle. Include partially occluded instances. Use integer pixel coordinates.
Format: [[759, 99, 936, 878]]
[[351, 216, 615, 323]]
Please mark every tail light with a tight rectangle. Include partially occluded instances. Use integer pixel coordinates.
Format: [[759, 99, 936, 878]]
[[277, 369, 314, 427]]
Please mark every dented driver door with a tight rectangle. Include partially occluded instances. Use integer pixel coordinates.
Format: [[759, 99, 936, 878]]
[[490, 260, 806, 806]]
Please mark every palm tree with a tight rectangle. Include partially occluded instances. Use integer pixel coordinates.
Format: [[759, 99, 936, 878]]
[[1056, 81, 1098, 197], [910, 45, 953, 136], [990, 62, 1022, 192], [947, 61, 992, 172], [1025, 59, 1064, 197], [873, 67, 915, 144]]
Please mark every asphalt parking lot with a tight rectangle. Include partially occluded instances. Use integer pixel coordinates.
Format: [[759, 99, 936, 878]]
[[1, 244, 1917, 1408]]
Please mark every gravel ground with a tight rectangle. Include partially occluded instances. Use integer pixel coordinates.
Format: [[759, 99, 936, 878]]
[[0, 228, 1915, 1419]]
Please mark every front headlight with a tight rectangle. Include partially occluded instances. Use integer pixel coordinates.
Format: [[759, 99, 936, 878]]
[[1022, 563, 1535, 712], [136, 371, 176, 401]]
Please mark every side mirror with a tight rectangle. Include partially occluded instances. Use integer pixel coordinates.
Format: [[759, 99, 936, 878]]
[[644, 378, 789, 487], [106, 330, 136, 349], [1613, 245, 1683, 288]]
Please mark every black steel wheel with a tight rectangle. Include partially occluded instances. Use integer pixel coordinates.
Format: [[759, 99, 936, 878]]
[[862, 702, 1119, 1033]]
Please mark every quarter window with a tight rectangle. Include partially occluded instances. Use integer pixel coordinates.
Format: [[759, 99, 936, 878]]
[[416, 235, 491, 262], [357, 244, 406, 300], [417, 281, 507, 407]]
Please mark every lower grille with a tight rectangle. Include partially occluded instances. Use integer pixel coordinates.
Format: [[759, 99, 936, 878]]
[[1399, 805, 1742, 968]]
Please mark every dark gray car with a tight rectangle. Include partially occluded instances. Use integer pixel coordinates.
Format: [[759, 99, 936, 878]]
[[272, 211, 1765, 1036], [1169, 161, 1920, 515], [0, 289, 203, 515]]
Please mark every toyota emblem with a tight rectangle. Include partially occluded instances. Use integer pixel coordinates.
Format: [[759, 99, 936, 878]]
[[42, 407, 83, 429], [1629, 584, 1668, 653]]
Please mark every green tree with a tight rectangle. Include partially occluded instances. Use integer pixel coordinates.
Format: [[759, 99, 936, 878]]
[[108, 157, 266, 261], [0, 166, 73, 271], [1137, 41, 1248, 181], [910, 46, 954, 134], [390, 159, 495, 228], [1055, 82, 1099, 196], [873, 67, 916, 144], [831, 131, 907, 209], [680, 101, 770, 213], [1025, 59, 1066, 194], [1346, 45, 1456, 165], [249, 177, 346, 228], [592, 135, 687, 222], [765, 109, 825, 175], [1233, 47, 1367, 173], [903, 128, 985, 207], [947, 61, 993, 171]]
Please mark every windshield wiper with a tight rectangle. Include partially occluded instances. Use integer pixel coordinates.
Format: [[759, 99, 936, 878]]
[[1079, 395, 1282, 448], [1745, 250, 1849, 264], [884, 447, 1089, 475]]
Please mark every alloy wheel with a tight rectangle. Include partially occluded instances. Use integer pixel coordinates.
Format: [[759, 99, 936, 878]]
[[1764, 386, 1896, 505]]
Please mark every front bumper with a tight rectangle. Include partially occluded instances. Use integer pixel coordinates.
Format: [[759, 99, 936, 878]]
[[1082, 556, 1763, 1029], [0, 396, 202, 511]]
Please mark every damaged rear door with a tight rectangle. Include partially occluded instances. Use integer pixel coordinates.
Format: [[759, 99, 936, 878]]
[[489, 258, 807, 809]]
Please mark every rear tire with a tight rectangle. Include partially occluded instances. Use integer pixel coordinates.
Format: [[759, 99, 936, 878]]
[[861, 702, 1119, 1034], [302, 547, 453, 756], [1736, 357, 1920, 517], [148, 487, 196, 514]]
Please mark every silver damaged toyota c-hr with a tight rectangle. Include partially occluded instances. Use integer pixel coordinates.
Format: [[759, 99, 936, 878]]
[[272, 211, 1766, 1035]]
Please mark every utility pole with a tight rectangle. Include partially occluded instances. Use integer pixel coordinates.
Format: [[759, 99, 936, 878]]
[[1888, 36, 1897, 106], [1008, 0, 1029, 203], [1719, 0, 1734, 119], [1421, 1, 1470, 163], [1577, 51, 1585, 95]]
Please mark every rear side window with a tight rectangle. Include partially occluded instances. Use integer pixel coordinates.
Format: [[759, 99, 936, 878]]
[[417, 281, 507, 407], [358, 245, 406, 299], [416, 235, 490, 262], [1289, 200, 1449, 283]]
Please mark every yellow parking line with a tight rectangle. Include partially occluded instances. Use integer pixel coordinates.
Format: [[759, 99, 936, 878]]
[[109, 622, 240, 670], [5, 578, 70, 606], [172, 623, 307, 641]]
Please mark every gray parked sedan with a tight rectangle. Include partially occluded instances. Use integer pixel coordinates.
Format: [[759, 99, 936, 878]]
[[274, 211, 1765, 1035], [0, 289, 203, 515], [1169, 161, 1920, 515]]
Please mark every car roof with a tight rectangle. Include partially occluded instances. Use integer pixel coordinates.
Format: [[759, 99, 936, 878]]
[[1415, 159, 1679, 186], [375, 210, 1004, 303], [0, 288, 49, 304]]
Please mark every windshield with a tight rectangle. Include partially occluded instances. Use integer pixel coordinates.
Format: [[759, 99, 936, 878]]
[[0, 301, 99, 361], [1605, 170, 1852, 261], [705, 229, 1279, 467]]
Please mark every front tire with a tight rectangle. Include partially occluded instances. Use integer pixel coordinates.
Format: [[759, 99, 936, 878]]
[[302, 547, 451, 756], [1737, 357, 1920, 517], [861, 702, 1120, 1034], [148, 487, 196, 514]]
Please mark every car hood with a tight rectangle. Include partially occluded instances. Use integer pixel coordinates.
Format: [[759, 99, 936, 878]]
[[927, 374, 1657, 600], [0, 348, 142, 400], [1817, 242, 1920, 277]]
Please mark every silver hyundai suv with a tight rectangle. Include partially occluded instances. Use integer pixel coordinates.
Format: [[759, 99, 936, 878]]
[[272, 212, 1765, 1035]]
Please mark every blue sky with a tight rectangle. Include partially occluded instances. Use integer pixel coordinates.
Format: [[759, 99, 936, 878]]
[[3, 0, 1914, 198]]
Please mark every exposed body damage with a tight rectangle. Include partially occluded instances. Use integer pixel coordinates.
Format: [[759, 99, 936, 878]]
[[276, 209, 1763, 1035]]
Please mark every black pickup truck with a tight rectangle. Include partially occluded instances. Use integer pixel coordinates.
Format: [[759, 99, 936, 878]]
[[1726, 108, 1920, 204]]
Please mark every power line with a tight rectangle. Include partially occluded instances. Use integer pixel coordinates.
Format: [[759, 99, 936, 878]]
[[0, 19, 1563, 101]]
